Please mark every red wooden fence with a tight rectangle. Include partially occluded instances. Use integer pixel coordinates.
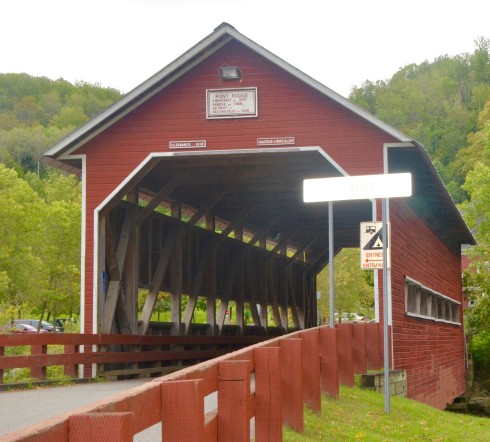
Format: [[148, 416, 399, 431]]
[[1, 323, 384, 441]]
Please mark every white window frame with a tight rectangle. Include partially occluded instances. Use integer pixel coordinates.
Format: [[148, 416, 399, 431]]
[[405, 277, 461, 325]]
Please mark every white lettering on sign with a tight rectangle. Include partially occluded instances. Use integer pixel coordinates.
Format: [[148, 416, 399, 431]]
[[169, 140, 207, 149], [257, 137, 295, 146], [206, 88, 258, 119]]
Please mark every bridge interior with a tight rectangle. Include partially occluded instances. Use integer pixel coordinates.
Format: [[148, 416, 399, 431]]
[[98, 147, 373, 337]]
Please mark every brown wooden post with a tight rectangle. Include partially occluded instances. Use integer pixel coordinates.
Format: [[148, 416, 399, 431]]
[[171, 202, 182, 336], [319, 326, 339, 398], [69, 412, 134, 442], [336, 323, 354, 387], [254, 346, 282, 441], [366, 322, 382, 370], [31, 344, 47, 380], [0, 344, 4, 384], [161, 379, 204, 442], [280, 338, 303, 432], [352, 323, 368, 374], [64, 344, 78, 378], [300, 329, 321, 412], [206, 212, 217, 336], [218, 360, 251, 442]]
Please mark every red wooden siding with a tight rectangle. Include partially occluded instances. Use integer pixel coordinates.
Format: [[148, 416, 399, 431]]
[[390, 199, 465, 408]]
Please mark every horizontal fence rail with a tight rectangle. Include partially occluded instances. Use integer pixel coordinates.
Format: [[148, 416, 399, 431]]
[[0, 332, 267, 383], [1, 322, 386, 441]]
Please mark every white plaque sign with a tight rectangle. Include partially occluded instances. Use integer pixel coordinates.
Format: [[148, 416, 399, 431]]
[[206, 87, 258, 119]]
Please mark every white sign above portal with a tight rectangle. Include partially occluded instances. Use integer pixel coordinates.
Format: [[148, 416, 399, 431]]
[[206, 87, 258, 119]]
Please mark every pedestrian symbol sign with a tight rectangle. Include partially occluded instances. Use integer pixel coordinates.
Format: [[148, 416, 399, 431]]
[[360, 221, 390, 270]]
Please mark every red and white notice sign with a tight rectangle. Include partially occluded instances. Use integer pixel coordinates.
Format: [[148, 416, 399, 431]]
[[360, 221, 390, 270]]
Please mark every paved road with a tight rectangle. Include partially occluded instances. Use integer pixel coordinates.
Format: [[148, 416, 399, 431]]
[[0, 378, 227, 441], [0, 379, 159, 439]]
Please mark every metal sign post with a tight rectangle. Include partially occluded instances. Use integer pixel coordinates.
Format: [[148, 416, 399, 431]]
[[303, 172, 411, 414], [329, 201, 335, 328], [381, 197, 390, 413]]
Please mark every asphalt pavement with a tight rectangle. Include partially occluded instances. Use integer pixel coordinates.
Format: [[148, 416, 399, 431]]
[[0, 378, 159, 439]]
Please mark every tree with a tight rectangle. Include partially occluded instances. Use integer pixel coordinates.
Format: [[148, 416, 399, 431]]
[[316, 248, 375, 322], [0, 164, 42, 317], [25, 170, 82, 320]]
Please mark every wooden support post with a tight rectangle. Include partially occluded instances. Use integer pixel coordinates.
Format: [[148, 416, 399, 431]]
[[64, 344, 78, 378], [266, 262, 283, 331], [139, 222, 180, 334], [206, 250, 217, 336], [353, 323, 368, 374], [183, 238, 218, 334], [123, 187, 139, 334], [319, 326, 339, 398], [0, 345, 3, 384], [101, 205, 137, 334], [280, 338, 303, 432], [236, 265, 245, 335], [254, 347, 282, 441], [161, 380, 204, 442], [31, 344, 47, 380], [171, 203, 182, 336], [337, 323, 355, 387], [366, 322, 382, 370], [300, 329, 321, 412], [97, 215, 106, 332], [69, 412, 134, 442], [218, 361, 251, 442]]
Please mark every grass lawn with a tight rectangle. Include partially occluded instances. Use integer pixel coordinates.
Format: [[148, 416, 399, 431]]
[[283, 386, 490, 441]]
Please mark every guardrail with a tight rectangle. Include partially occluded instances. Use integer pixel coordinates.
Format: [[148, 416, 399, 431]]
[[1, 322, 385, 441], [0, 332, 267, 384]]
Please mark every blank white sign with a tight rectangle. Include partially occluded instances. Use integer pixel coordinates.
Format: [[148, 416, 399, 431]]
[[303, 173, 412, 202]]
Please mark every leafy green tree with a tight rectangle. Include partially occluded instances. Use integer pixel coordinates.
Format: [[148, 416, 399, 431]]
[[316, 248, 374, 322], [25, 171, 82, 320], [0, 164, 42, 315], [459, 104, 490, 370]]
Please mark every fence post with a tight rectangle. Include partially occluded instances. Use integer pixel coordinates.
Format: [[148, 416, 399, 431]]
[[161, 379, 205, 442], [31, 344, 47, 380], [336, 323, 354, 386], [68, 412, 134, 442], [64, 345, 78, 378], [0, 344, 4, 384], [366, 322, 382, 370], [352, 324, 367, 374], [319, 326, 339, 398], [280, 338, 303, 432], [254, 346, 282, 441], [300, 329, 321, 412], [218, 360, 251, 442]]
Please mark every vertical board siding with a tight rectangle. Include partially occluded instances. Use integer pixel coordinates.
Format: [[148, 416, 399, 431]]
[[390, 200, 465, 408]]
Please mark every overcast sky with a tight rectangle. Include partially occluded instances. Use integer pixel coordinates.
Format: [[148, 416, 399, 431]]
[[2, 0, 489, 97]]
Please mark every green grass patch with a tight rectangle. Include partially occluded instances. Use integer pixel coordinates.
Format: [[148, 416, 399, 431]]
[[284, 386, 490, 441]]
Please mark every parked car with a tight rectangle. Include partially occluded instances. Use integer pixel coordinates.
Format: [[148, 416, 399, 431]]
[[0, 323, 49, 333], [13, 319, 63, 332]]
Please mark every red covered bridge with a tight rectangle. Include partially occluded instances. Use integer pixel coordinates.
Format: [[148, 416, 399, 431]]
[[42, 23, 474, 408]]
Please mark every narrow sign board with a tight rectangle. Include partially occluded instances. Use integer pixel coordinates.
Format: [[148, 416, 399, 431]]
[[169, 140, 206, 149], [257, 137, 295, 146], [360, 222, 390, 269], [303, 172, 412, 203]]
